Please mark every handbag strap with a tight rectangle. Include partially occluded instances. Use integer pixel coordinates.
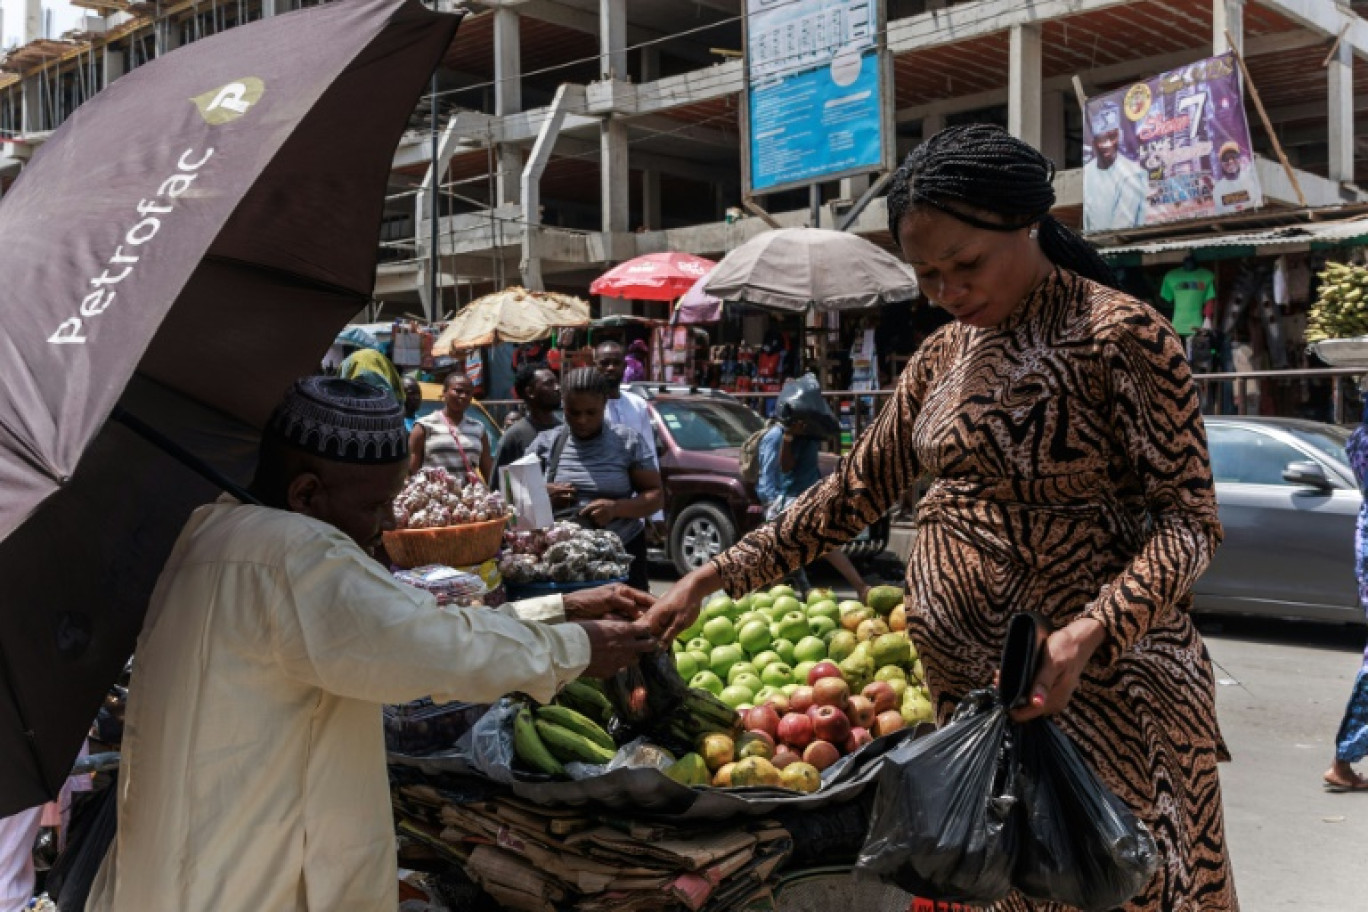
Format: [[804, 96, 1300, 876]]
[[546, 425, 571, 483]]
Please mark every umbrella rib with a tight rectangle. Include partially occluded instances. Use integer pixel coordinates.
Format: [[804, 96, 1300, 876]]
[[200, 254, 372, 302], [110, 405, 262, 507]]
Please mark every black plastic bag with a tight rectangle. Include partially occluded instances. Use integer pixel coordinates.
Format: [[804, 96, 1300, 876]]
[[775, 374, 841, 439], [854, 690, 1019, 904], [48, 777, 119, 912], [1014, 719, 1158, 911]]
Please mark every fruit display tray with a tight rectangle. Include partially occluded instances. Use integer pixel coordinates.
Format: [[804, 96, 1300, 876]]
[[389, 725, 924, 823]]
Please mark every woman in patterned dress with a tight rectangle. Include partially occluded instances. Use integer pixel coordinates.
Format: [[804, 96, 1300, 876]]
[[647, 125, 1238, 911], [1323, 404, 1368, 792]]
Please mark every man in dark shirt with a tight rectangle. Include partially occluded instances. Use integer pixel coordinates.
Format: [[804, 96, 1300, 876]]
[[494, 363, 562, 475]]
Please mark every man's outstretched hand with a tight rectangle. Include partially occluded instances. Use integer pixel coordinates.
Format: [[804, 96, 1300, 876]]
[[575, 619, 659, 678], [563, 583, 655, 621]]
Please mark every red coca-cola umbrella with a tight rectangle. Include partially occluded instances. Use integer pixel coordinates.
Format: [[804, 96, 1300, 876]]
[[590, 252, 716, 301]]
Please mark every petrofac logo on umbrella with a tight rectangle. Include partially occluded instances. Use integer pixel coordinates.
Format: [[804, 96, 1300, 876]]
[[191, 77, 265, 125]]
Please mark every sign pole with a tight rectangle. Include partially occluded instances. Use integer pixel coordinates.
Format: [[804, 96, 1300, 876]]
[[1225, 29, 1306, 208]]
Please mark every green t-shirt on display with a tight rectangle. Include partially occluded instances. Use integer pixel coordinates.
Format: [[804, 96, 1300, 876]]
[[1160, 267, 1216, 336]]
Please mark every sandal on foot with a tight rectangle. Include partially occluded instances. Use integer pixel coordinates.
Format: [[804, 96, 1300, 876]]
[[1322, 773, 1368, 792]]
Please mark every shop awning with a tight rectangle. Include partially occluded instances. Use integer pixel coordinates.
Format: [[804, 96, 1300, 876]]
[[1099, 215, 1368, 266]]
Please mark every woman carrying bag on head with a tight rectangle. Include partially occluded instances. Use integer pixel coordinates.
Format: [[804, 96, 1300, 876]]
[[530, 368, 663, 592], [647, 125, 1236, 912]]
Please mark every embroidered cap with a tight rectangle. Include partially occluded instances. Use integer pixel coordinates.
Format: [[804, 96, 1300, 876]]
[[266, 376, 408, 465], [1090, 102, 1120, 136]]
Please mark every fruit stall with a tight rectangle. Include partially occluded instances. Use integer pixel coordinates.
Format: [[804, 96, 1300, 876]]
[[385, 581, 929, 911]]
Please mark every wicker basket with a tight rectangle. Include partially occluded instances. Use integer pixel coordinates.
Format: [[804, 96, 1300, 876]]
[[383, 516, 508, 569]]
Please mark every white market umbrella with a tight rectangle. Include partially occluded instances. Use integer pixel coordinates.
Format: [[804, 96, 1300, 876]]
[[702, 227, 918, 313], [433, 286, 589, 354]]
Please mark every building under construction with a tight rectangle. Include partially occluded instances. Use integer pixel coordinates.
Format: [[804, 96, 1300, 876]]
[[1, 0, 1367, 321]]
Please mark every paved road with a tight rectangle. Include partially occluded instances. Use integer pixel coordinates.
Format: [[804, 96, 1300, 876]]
[[648, 566, 1368, 910]]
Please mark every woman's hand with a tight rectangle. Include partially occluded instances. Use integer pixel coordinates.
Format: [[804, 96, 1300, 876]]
[[579, 499, 619, 527], [1009, 617, 1107, 723], [547, 482, 577, 508], [643, 564, 723, 643]]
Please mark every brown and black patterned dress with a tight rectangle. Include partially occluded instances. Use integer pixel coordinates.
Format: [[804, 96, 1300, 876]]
[[712, 269, 1238, 911]]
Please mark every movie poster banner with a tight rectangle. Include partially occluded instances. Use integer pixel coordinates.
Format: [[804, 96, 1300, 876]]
[[743, 0, 890, 194], [1083, 53, 1262, 234]]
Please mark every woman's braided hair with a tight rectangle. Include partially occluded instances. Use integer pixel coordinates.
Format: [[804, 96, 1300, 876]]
[[887, 123, 1119, 289], [563, 366, 613, 400]]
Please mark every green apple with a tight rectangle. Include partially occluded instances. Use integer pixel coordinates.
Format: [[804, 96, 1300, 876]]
[[751, 649, 782, 671], [719, 684, 755, 709], [762, 603, 788, 623], [737, 619, 772, 654], [690, 670, 723, 695], [838, 599, 865, 615], [728, 662, 759, 684], [792, 635, 828, 664], [769, 584, 797, 600], [735, 611, 767, 631], [678, 615, 705, 642], [710, 644, 746, 680], [806, 599, 840, 625], [702, 616, 736, 647], [774, 611, 810, 643], [702, 595, 734, 621], [771, 638, 797, 666], [731, 672, 763, 695], [827, 630, 859, 664], [875, 665, 908, 683], [753, 685, 780, 705], [781, 683, 801, 696], [749, 593, 775, 612], [687, 649, 712, 671], [760, 662, 794, 688], [806, 587, 836, 606], [676, 652, 700, 681], [809, 616, 837, 640], [686, 637, 712, 655], [772, 595, 802, 616], [791, 660, 818, 685]]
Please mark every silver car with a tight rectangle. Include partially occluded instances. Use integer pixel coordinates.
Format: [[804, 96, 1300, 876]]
[[1196, 417, 1364, 625]]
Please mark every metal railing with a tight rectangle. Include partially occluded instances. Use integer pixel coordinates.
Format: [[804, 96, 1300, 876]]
[[477, 366, 1368, 445]]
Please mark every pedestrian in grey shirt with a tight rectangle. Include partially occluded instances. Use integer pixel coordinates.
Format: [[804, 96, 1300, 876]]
[[530, 368, 663, 591]]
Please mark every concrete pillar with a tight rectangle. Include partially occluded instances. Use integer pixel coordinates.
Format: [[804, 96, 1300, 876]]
[[1041, 90, 1066, 166], [1329, 40, 1354, 184], [601, 116, 630, 242], [1213, 0, 1243, 56], [640, 46, 660, 83], [642, 169, 661, 230], [261, 0, 278, 16], [156, 17, 181, 57], [20, 75, 40, 133], [22, 0, 40, 42], [494, 7, 522, 205], [600, 0, 627, 79], [102, 47, 125, 89], [922, 111, 945, 142], [840, 174, 872, 198], [1008, 23, 1042, 149]]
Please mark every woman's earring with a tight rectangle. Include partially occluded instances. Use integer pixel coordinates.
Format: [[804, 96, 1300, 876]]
[[1029, 227, 1039, 240]]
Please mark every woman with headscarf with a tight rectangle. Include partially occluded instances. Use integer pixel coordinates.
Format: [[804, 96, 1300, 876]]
[[647, 125, 1235, 911], [409, 373, 492, 484], [530, 368, 662, 592]]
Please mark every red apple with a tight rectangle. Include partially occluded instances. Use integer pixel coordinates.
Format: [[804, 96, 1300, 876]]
[[846, 694, 877, 729], [811, 676, 850, 710], [844, 727, 874, 754], [810, 705, 852, 745], [777, 711, 815, 749], [788, 686, 816, 715], [772, 744, 802, 770], [745, 705, 781, 741], [806, 661, 843, 686], [862, 681, 898, 714], [764, 693, 791, 715], [803, 739, 841, 771], [874, 710, 906, 737]]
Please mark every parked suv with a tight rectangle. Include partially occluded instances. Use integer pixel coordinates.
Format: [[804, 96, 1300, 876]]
[[628, 384, 889, 575]]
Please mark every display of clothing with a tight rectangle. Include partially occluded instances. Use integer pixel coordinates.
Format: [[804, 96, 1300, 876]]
[[88, 497, 589, 912], [711, 270, 1236, 911], [1160, 263, 1216, 337]]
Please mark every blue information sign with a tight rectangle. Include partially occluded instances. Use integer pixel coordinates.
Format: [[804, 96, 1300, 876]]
[[744, 0, 886, 194]]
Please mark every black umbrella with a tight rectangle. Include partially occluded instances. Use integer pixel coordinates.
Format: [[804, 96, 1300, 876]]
[[0, 0, 460, 815]]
